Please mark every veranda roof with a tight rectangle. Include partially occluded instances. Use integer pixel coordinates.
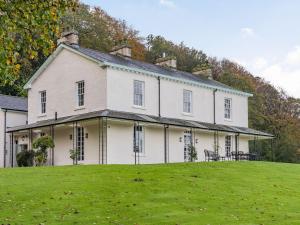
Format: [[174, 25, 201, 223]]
[[7, 109, 274, 138]]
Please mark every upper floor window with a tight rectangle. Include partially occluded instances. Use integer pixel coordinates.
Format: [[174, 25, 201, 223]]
[[133, 80, 144, 107], [225, 135, 232, 157], [183, 90, 192, 113], [224, 98, 232, 119], [77, 81, 85, 107], [40, 91, 46, 114], [133, 125, 144, 153]]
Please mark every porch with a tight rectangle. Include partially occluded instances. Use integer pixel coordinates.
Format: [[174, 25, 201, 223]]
[[7, 109, 274, 167]]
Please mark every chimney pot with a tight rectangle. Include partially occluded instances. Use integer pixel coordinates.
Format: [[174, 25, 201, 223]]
[[155, 55, 177, 69], [57, 30, 79, 48], [110, 44, 132, 58], [192, 67, 213, 80]]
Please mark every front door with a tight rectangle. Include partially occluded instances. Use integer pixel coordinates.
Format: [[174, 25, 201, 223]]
[[184, 131, 192, 162]]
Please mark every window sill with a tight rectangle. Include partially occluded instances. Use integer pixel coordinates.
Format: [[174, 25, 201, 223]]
[[38, 114, 47, 118], [224, 118, 232, 122], [74, 106, 86, 111], [182, 112, 193, 117], [132, 105, 146, 110]]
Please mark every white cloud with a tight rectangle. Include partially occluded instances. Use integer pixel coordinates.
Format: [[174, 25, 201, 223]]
[[240, 27, 255, 38], [285, 46, 300, 65], [253, 57, 268, 70], [260, 63, 300, 98], [247, 47, 300, 98], [159, 0, 175, 8]]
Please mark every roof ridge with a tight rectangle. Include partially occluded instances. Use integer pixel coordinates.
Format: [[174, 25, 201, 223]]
[[76, 46, 236, 90]]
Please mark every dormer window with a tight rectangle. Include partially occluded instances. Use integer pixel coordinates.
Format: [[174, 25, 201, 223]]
[[77, 81, 85, 107], [224, 98, 232, 120], [183, 90, 192, 113], [40, 91, 46, 114], [133, 80, 144, 107]]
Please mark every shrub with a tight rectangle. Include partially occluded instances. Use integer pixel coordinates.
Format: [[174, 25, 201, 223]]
[[188, 145, 198, 162], [33, 136, 54, 166], [69, 149, 80, 165], [16, 150, 35, 167]]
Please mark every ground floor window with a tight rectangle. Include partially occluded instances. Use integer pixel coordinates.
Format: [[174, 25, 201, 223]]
[[225, 135, 232, 157], [133, 125, 144, 153], [184, 130, 192, 161], [77, 127, 84, 161]]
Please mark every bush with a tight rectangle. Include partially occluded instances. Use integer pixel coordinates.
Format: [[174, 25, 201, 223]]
[[188, 145, 198, 162], [69, 149, 80, 165], [33, 136, 54, 166], [16, 150, 35, 167]]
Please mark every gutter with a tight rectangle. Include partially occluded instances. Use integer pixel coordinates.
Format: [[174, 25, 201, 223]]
[[1, 108, 28, 113], [6, 111, 274, 138], [103, 61, 253, 97]]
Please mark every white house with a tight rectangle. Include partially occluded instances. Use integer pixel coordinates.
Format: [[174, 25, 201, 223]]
[[6, 31, 273, 167], [0, 95, 27, 167]]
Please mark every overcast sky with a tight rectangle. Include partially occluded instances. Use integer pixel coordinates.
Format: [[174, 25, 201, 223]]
[[82, 0, 300, 98]]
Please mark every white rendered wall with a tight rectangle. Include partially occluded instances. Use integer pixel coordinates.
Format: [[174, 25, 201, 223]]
[[106, 121, 165, 164], [53, 121, 100, 166], [106, 67, 249, 127], [106, 69, 159, 116], [215, 91, 248, 127], [168, 127, 185, 163], [27, 49, 107, 124]]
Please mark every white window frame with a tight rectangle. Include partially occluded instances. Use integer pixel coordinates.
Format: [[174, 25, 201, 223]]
[[183, 89, 193, 114], [225, 135, 232, 157], [224, 98, 232, 120], [40, 90, 46, 115], [76, 81, 85, 107], [133, 80, 145, 107], [133, 125, 144, 154]]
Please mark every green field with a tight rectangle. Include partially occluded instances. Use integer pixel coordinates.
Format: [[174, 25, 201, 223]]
[[0, 162, 300, 225]]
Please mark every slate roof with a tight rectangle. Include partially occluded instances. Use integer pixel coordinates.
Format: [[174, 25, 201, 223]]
[[75, 47, 242, 93], [7, 109, 273, 137], [0, 94, 27, 111]]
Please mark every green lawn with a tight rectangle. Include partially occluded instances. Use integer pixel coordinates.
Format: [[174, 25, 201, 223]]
[[0, 162, 300, 225]]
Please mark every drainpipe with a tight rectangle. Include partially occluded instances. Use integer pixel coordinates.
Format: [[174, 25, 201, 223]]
[[164, 125, 169, 163], [3, 109, 7, 167], [235, 133, 239, 161], [213, 89, 217, 124], [10, 132, 13, 167], [213, 89, 217, 152], [157, 77, 161, 117]]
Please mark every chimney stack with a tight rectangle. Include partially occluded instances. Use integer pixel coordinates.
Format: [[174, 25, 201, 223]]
[[155, 53, 177, 69], [57, 30, 79, 48], [110, 42, 132, 58], [192, 66, 213, 80]]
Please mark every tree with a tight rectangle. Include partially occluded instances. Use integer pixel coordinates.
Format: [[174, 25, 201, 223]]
[[0, 0, 78, 89], [61, 3, 145, 60], [33, 136, 55, 166]]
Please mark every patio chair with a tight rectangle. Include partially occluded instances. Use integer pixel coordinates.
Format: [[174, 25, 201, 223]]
[[204, 149, 220, 161]]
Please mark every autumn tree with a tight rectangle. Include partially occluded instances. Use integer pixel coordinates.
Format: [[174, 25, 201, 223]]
[[61, 3, 145, 60], [0, 0, 78, 93]]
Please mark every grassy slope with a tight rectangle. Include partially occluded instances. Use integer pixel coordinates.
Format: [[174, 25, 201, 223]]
[[0, 162, 300, 225]]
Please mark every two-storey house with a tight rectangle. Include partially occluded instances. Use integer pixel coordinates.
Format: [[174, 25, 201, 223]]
[[7, 31, 273, 167]]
